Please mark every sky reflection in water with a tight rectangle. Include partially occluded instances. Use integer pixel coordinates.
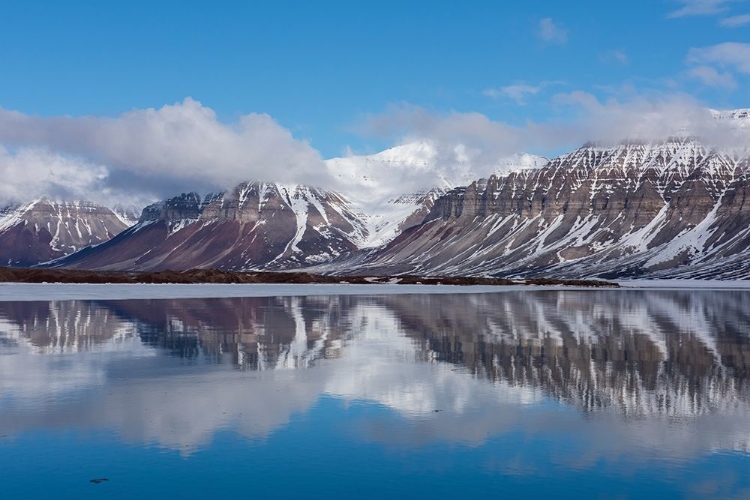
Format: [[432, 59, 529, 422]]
[[1, 290, 749, 499]]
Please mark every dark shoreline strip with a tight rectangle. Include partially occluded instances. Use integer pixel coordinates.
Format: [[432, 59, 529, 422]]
[[0, 267, 619, 288]]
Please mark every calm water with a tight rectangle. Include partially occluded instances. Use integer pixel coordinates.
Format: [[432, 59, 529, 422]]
[[1, 290, 749, 499]]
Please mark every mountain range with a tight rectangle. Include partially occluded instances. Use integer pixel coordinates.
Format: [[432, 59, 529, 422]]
[[3, 111, 750, 279]]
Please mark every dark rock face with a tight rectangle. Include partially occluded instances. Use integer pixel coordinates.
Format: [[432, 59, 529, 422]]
[[57, 182, 366, 271], [356, 138, 750, 278], [0, 200, 129, 267]]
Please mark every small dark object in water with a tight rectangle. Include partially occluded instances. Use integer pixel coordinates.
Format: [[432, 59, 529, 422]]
[[90, 478, 108, 484]]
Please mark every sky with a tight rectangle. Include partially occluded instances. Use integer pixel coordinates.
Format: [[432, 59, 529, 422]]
[[0, 0, 749, 205]]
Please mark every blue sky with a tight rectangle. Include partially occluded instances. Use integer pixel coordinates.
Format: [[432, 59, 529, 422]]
[[2, 0, 748, 157], [0, 0, 749, 203]]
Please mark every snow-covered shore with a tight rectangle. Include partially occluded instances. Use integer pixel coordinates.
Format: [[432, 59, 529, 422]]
[[0, 279, 748, 301], [0, 282, 519, 301]]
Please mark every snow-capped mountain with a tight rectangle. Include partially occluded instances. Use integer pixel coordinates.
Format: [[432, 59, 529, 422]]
[[710, 108, 750, 124], [51, 143, 551, 271], [23, 114, 750, 279], [55, 181, 367, 271], [349, 137, 750, 278], [0, 199, 131, 266], [325, 141, 547, 247]]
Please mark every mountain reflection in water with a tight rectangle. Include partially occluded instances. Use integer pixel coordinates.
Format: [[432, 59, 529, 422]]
[[1, 290, 749, 462]]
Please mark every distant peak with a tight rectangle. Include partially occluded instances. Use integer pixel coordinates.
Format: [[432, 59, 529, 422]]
[[709, 108, 750, 120]]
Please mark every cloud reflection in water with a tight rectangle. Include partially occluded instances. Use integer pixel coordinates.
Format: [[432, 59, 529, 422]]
[[0, 290, 748, 465]]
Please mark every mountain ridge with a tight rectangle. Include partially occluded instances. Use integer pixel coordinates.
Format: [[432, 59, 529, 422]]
[[0, 199, 131, 267], [6, 120, 750, 278], [339, 137, 750, 279]]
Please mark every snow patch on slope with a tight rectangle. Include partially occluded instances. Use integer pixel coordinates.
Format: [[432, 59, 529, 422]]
[[277, 184, 310, 253], [0, 200, 37, 233]]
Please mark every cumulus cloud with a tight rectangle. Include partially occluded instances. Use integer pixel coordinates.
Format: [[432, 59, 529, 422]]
[[356, 94, 750, 169], [600, 50, 630, 65], [687, 42, 750, 73], [687, 65, 738, 88], [483, 83, 541, 105], [0, 147, 107, 206], [548, 90, 750, 152], [2, 93, 748, 209], [483, 81, 564, 105], [0, 98, 329, 205], [536, 18, 568, 45], [667, 0, 735, 18], [356, 103, 524, 171]]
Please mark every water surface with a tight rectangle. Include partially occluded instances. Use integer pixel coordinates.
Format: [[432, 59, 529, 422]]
[[1, 290, 749, 499]]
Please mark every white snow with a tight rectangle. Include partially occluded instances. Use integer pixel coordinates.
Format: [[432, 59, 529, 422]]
[[618, 279, 750, 289], [0, 199, 37, 232], [0, 283, 522, 301], [277, 184, 309, 253], [709, 108, 750, 126], [1, 281, 749, 302]]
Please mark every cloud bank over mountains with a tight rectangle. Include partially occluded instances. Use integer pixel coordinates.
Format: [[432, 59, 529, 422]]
[[358, 94, 749, 161], [0, 94, 748, 208], [1, 3, 749, 209], [0, 98, 328, 205]]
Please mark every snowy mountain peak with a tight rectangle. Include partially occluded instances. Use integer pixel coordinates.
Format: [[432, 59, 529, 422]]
[[710, 108, 750, 121], [325, 142, 549, 247], [327, 141, 549, 198], [365, 140, 438, 166]]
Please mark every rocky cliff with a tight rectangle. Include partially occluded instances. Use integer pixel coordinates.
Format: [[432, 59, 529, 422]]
[[354, 138, 750, 278]]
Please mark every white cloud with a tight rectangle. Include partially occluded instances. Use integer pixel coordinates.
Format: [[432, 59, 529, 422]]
[[687, 65, 738, 88], [536, 18, 568, 45], [600, 50, 630, 65], [667, 0, 735, 18], [0, 147, 111, 206], [357, 93, 750, 166], [0, 98, 329, 205], [552, 90, 604, 109], [355, 103, 525, 182], [483, 81, 565, 105], [483, 83, 541, 105], [2, 92, 748, 210], [546, 91, 749, 147], [687, 42, 750, 73], [720, 13, 750, 25]]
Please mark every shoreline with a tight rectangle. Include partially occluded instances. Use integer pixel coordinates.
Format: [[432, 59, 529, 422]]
[[0, 279, 748, 302], [0, 267, 617, 288]]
